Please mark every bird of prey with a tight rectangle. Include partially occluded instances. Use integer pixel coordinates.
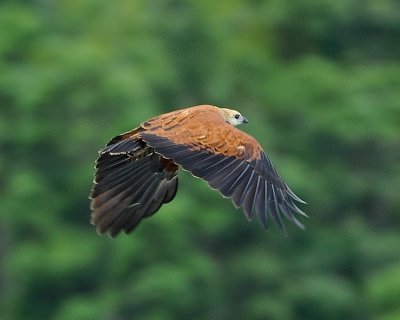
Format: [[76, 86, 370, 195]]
[[89, 105, 306, 237]]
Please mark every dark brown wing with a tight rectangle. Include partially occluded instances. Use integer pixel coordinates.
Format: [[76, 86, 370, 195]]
[[141, 133, 306, 232], [138, 106, 306, 231], [89, 129, 178, 237]]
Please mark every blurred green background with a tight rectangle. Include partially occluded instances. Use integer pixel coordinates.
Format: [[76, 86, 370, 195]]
[[1, 1, 400, 319]]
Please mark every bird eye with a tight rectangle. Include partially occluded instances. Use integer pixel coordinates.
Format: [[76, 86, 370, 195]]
[[234, 114, 240, 119]]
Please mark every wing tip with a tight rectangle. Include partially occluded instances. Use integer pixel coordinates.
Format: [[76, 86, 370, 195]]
[[286, 186, 307, 204], [239, 182, 307, 233]]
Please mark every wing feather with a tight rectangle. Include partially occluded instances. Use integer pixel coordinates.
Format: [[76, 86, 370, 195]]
[[174, 152, 211, 168], [89, 132, 179, 237], [114, 176, 163, 233], [192, 157, 233, 180], [208, 160, 246, 188], [269, 185, 285, 231], [218, 163, 252, 197], [242, 175, 261, 220], [95, 156, 132, 181], [141, 122, 306, 231], [221, 164, 251, 199], [255, 180, 267, 228], [122, 177, 178, 233], [230, 168, 254, 209], [92, 156, 151, 199], [101, 138, 143, 154], [93, 168, 155, 226], [184, 154, 223, 172]]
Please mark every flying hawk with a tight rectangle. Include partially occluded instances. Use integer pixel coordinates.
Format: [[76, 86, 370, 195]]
[[89, 105, 306, 237]]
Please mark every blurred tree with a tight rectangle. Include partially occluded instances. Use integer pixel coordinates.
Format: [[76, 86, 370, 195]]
[[1, 0, 399, 319]]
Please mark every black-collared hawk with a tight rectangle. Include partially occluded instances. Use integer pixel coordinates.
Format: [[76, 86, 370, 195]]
[[89, 105, 306, 237]]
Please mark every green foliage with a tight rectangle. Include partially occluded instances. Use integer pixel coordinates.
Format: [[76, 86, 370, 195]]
[[1, 0, 399, 319], [366, 263, 400, 320]]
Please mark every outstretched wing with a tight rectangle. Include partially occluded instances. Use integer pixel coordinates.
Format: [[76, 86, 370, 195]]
[[89, 129, 179, 237], [140, 106, 306, 231]]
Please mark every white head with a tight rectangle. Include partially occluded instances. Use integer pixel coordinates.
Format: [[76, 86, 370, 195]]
[[220, 108, 248, 126]]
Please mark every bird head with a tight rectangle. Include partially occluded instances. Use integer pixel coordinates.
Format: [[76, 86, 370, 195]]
[[220, 108, 248, 126]]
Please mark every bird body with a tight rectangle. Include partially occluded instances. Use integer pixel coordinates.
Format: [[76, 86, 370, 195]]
[[90, 105, 306, 237]]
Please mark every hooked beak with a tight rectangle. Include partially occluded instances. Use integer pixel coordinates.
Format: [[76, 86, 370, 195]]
[[242, 116, 248, 124]]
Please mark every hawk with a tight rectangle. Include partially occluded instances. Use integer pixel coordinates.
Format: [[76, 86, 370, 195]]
[[89, 105, 306, 237]]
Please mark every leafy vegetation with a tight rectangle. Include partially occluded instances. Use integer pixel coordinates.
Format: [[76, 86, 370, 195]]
[[1, 1, 399, 319]]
